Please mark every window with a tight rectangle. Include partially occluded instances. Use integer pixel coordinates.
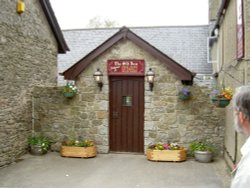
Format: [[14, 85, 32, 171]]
[[122, 96, 132, 106]]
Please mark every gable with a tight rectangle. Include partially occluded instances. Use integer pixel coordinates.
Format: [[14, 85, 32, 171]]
[[62, 27, 194, 81], [40, 0, 69, 53]]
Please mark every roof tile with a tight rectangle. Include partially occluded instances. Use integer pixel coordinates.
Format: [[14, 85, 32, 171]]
[[58, 26, 211, 85]]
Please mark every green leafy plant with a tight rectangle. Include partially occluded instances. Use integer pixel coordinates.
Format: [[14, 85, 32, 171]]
[[210, 86, 233, 100], [63, 83, 77, 93], [148, 143, 184, 150], [63, 82, 78, 98], [62, 138, 95, 147], [189, 140, 217, 156], [28, 135, 50, 152]]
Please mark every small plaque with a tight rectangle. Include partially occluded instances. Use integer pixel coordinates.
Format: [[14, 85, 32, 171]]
[[107, 59, 145, 75]]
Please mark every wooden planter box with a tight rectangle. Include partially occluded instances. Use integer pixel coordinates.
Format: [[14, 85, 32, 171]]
[[146, 149, 186, 162], [60, 146, 97, 158]]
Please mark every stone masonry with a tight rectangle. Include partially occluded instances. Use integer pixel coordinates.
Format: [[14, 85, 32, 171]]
[[0, 2, 226, 167], [33, 40, 225, 154], [0, 1, 58, 167], [209, 0, 250, 167]]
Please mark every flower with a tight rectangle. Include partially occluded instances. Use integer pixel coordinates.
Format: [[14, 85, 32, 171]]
[[28, 135, 50, 152], [210, 86, 233, 100], [63, 82, 78, 98], [63, 83, 78, 94], [148, 143, 183, 150], [178, 86, 191, 100]]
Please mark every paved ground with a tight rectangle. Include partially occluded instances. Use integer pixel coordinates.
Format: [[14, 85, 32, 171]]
[[0, 152, 231, 188]]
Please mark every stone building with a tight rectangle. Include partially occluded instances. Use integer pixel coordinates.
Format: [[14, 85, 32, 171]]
[[1, 0, 231, 165], [0, 0, 68, 167], [209, 0, 250, 168], [32, 26, 225, 154]]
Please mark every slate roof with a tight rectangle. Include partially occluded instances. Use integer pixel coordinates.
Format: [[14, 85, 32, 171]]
[[58, 26, 211, 85]]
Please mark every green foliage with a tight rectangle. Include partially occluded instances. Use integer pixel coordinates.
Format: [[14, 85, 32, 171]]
[[63, 84, 77, 94], [189, 140, 217, 156], [62, 139, 94, 147], [28, 135, 50, 152], [148, 143, 183, 150]]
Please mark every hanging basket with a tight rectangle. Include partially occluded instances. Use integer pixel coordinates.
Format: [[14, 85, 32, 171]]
[[178, 86, 192, 101], [63, 92, 76, 98], [178, 94, 191, 101], [63, 82, 78, 98], [211, 98, 231, 108]]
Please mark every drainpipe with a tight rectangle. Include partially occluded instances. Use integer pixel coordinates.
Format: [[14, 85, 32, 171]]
[[211, 0, 230, 36], [32, 95, 35, 135], [234, 132, 238, 164]]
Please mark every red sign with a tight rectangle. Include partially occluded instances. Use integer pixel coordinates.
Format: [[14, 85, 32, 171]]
[[107, 60, 145, 75], [236, 0, 244, 59]]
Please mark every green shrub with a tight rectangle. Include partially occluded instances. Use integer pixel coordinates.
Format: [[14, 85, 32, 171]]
[[28, 135, 50, 152], [189, 140, 217, 156]]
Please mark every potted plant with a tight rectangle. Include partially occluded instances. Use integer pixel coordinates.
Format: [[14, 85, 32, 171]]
[[189, 140, 217, 163], [60, 138, 96, 158], [28, 135, 50, 155], [178, 86, 192, 100], [63, 82, 78, 98], [147, 143, 186, 162], [210, 86, 233, 107]]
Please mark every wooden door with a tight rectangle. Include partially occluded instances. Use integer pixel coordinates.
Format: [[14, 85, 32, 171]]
[[109, 76, 144, 153]]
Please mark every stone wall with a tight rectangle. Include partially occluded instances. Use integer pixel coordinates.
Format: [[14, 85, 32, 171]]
[[245, 0, 250, 60], [33, 40, 225, 154], [209, 0, 221, 22], [209, 0, 250, 167], [0, 1, 58, 167]]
